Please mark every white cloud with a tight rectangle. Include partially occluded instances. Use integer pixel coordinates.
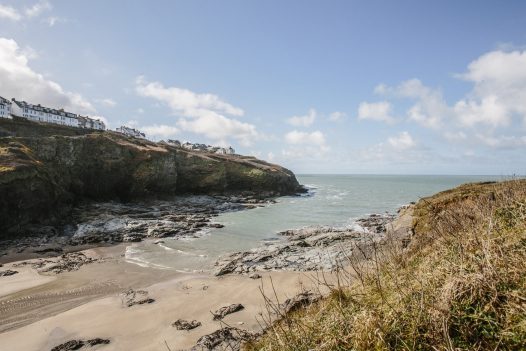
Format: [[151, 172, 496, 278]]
[[375, 51, 526, 131], [357, 101, 395, 123], [454, 50, 526, 127], [25, 1, 52, 18], [177, 114, 258, 146], [282, 130, 330, 158], [136, 77, 257, 146], [0, 4, 21, 21], [375, 79, 447, 129], [0, 37, 94, 113], [329, 111, 346, 122], [444, 131, 467, 142], [96, 98, 117, 107], [287, 108, 316, 127], [475, 134, 526, 149], [142, 124, 179, 139], [387, 131, 416, 150], [285, 130, 326, 146], [136, 76, 243, 118]]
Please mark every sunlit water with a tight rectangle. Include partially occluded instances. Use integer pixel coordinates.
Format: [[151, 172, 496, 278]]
[[124, 174, 500, 272]]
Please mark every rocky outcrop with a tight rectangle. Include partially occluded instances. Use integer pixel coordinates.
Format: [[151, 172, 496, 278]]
[[191, 327, 258, 351], [50, 338, 110, 351], [212, 303, 245, 320], [214, 213, 395, 275], [0, 130, 303, 238], [172, 319, 202, 330]]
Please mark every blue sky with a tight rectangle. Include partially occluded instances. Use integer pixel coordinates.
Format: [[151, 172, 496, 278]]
[[1, 0, 526, 174]]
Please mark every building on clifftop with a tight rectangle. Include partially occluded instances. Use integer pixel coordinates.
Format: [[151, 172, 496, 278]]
[[116, 126, 146, 139], [7, 97, 106, 130], [0, 96, 11, 119]]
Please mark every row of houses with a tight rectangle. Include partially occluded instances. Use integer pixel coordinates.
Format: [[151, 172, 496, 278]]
[[0, 95, 106, 130], [166, 140, 235, 155], [115, 126, 146, 139]]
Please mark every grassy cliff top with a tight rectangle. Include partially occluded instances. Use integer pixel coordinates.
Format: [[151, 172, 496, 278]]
[[247, 179, 526, 350]]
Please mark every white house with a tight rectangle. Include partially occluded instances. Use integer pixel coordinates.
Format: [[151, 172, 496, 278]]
[[11, 99, 78, 127], [8, 98, 106, 130], [0, 96, 11, 119], [78, 115, 106, 130], [116, 126, 146, 139]]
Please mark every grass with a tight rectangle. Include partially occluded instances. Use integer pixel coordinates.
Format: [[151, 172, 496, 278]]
[[245, 179, 526, 351]]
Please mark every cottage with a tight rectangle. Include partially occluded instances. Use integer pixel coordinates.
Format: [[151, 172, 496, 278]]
[[6, 97, 106, 130], [116, 126, 146, 139], [0, 96, 11, 119]]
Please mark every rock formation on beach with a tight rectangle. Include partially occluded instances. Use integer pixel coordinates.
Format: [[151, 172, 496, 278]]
[[0, 119, 303, 239]]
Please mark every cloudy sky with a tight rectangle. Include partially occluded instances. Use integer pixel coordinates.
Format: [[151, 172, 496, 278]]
[[1, 0, 525, 175]]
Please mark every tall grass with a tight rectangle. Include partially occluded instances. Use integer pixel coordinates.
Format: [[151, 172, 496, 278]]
[[246, 180, 526, 351]]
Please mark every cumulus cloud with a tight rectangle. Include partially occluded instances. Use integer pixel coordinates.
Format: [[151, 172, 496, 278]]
[[328, 111, 346, 122], [285, 130, 326, 146], [287, 108, 316, 127], [387, 131, 416, 150], [0, 37, 94, 113], [96, 98, 117, 107], [454, 50, 526, 127], [25, 0, 52, 18], [0, 4, 21, 21], [282, 130, 330, 158], [356, 132, 426, 164], [136, 77, 258, 146], [142, 124, 179, 139], [357, 101, 395, 123], [0, 1, 52, 21], [375, 79, 447, 129]]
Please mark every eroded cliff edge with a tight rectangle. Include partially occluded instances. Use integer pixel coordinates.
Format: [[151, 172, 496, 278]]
[[0, 130, 303, 238]]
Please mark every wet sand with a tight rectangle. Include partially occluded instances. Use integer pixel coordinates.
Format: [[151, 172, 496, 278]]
[[0, 244, 323, 351]]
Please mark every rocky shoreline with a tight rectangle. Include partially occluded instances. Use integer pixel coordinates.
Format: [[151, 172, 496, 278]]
[[0, 194, 276, 264], [214, 212, 399, 276]]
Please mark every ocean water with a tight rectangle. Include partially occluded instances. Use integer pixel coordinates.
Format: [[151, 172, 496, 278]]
[[124, 174, 500, 272]]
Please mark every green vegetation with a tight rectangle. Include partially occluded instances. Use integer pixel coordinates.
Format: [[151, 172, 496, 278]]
[[247, 180, 526, 350]]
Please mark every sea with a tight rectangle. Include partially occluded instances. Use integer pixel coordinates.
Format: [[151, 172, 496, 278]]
[[124, 174, 501, 272]]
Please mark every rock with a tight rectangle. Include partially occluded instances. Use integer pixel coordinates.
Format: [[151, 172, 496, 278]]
[[0, 269, 18, 276], [172, 319, 201, 330], [212, 303, 245, 320], [214, 212, 397, 275], [191, 327, 257, 351], [38, 252, 97, 274], [280, 291, 321, 314], [50, 338, 110, 351], [121, 289, 155, 307], [248, 273, 261, 279]]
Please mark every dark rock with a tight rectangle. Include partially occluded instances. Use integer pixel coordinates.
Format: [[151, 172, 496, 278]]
[[121, 289, 155, 307], [50, 338, 110, 351], [248, 273, 261, 279], [0, 269, 18, 276], [280, 291, 321, 314], [191, 327, 257, 351], [172, 319, 202, 330], [212, 303, 244, 320]]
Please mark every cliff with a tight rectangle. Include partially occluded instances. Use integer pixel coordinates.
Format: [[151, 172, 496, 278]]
[[0, 129, 302, 237]]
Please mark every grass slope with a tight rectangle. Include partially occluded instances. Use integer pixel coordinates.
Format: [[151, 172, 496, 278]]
[[247, 180, 526, 351]]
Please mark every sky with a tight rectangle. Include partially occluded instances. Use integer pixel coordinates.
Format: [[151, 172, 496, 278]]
[[1, 0, 526, 175]]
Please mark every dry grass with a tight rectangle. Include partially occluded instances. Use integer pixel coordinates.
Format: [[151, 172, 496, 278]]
[[245, 179, 526, 351]]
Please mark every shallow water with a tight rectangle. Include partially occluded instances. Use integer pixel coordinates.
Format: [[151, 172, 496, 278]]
[[125, 174, 501, 272]]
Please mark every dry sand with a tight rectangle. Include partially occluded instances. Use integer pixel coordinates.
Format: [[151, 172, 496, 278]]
[[0, 245, 325, 351]]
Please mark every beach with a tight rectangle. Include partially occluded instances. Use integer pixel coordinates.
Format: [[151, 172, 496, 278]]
[[0, 244, 321, 350]]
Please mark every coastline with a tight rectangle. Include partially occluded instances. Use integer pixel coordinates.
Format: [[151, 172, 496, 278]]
[[0, 204, 413, 350]]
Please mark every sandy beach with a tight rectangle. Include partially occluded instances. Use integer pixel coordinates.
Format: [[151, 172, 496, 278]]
[[0, 244, 322, 351]]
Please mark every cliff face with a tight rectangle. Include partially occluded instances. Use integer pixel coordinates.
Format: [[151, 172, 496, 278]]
[[0, 132, 302, 237]]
